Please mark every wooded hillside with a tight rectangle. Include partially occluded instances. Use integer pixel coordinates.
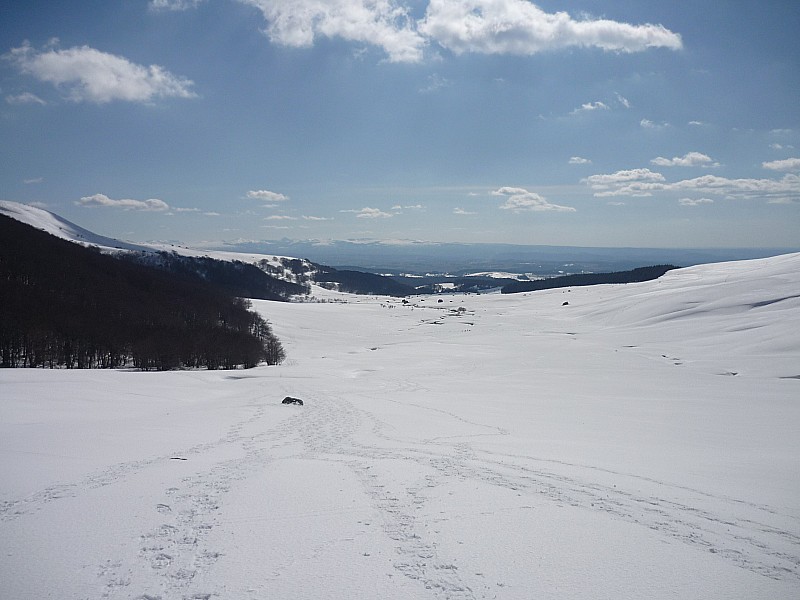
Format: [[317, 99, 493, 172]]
[[0, 215, 284, 370]]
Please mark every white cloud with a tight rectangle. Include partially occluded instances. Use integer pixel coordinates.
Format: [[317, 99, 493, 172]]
[[688, 120, 706, 126], [77, 193, 170, 211], [5, 91, 46, 105], [420, 0, 682, 56], [491, 186, 575, 213], [571, 101, 609, 115], [239, 0, 426, 63], [342, 207, 394, 218], [237, 0, 681, 63], [584, 168, 665, 187], [569, 156, 591, 165], [302, 215, 333, 221], [584, 170, 800, 203], [246, 189, 289, 202], [263, 215, 297, 220], [762, 157, 800, 172], [668, 174, 800, 201], [678, 197, 714, 206], [203, 211, 221, 216], [640, 118, 669, 129], [615, 93, 631, 108], [453, 207, 477, 215], [650, 152, 719, 168], [149, 0, 205, 11], [583, 168, 666, 197], [23, 177, 44, 184], [4, 42, 196, 104]]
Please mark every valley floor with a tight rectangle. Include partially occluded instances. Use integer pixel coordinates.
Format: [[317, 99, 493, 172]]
[[2, 254, 800, 599]]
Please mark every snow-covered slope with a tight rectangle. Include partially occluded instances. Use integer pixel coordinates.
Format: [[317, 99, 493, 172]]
[[0, 200, 317, 290], [1, 241, 799, 597], [0, 200, 152, 252]]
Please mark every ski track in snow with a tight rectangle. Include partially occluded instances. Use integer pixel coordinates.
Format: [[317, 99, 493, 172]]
[[4, 380, 797, 598], [350, 405, 800, 590]]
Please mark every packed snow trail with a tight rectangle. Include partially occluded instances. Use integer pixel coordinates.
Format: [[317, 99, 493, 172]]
[[2, 378, 798, 599]]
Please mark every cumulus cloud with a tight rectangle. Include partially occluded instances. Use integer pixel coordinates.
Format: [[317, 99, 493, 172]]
[[667, 174, 800, 201], [762, 157, 800, 172], [650, 152, 719, 168], [491, 187, 575, 212], [246, 189, 289, 202], [584, 168, 665, 186], [237, 0, 681, 62], [584, 169, 800, 203], [420, 0, 682, 56], [4, 42, 196, 104], [5, 91, 46, 105], [239, 0, 426, 63], [453, 207, 477, 215], [583, 168, 667, 197], [571, 101, 609, 115], [263, 215, 297, 220], [678, 197, 714, 206], [342, 207, 394, 218], [640, 118, 669, 129], [615, 93, 631, 108], [77, 193, 170, 211], [569, 156, 591, 165]]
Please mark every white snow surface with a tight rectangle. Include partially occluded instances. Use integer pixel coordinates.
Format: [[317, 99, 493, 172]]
[[2, 254, 800, 599]]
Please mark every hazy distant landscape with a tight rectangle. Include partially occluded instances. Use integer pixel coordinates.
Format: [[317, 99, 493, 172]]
[[210, 239, 798, 278]]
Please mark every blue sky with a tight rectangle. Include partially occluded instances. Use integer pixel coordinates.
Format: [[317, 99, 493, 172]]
[[2, 0, 798, 248]]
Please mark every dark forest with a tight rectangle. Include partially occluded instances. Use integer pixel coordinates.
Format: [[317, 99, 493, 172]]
[[0, 215, 285, 370]]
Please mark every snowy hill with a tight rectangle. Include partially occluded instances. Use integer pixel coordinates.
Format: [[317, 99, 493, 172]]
[[1, 214, 799, 597], [0, 200, 152, 252], [0, 201, 318, 293]]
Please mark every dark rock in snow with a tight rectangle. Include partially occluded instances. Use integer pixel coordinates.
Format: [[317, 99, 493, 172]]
[[282, 396, 304, 406]]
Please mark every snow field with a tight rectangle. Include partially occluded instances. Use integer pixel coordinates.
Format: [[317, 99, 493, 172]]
[[2, 254, 799, 599]]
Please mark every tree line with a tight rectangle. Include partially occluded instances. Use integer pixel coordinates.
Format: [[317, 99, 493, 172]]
[[0, 215, 285, 370], [125, 250, 309, 301]]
